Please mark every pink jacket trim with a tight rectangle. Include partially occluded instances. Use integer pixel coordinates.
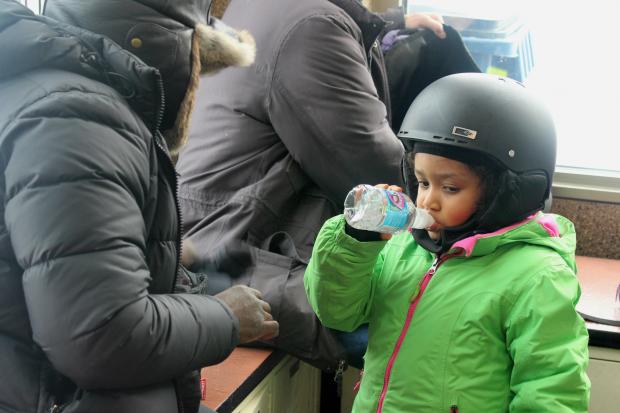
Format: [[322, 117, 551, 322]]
[[452, 213, 554, 257], [536, 214, 561, 238]]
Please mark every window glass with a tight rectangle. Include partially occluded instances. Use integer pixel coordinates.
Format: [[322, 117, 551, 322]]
[[406, 0, 620, 172], [18, 0, 44, 14]]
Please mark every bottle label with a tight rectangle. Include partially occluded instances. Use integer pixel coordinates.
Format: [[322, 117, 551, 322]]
[[382, 190, 408, 229]]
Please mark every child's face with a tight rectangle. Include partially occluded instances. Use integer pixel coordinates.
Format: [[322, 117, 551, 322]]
[[413, 153, 483, 241]]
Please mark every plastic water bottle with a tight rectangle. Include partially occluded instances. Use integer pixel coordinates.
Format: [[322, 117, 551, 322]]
[[343, 184, 434, 234]]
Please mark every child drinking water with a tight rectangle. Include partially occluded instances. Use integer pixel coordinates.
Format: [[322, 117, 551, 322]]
[[304, 73, 590, 412]]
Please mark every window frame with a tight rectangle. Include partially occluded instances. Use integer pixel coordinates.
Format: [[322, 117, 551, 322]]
[[553, 167, 620, 204]]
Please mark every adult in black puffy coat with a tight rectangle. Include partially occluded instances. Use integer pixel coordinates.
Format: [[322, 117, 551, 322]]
[[0, 1, 277, 412]]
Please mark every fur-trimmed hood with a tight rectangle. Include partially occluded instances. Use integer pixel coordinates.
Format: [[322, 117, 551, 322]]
[[39, 0, 255, 153]]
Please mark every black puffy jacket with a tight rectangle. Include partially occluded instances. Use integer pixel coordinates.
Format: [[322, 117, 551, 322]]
[[0, 3, 238, 412]]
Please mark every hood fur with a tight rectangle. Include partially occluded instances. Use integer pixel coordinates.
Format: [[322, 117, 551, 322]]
[[43, 0, 255, 155], [210, 0, 231, 19], [165, 20, 255, 155]]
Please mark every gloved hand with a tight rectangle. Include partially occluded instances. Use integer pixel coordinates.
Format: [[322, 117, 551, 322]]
[[216, 285, 279, 344]]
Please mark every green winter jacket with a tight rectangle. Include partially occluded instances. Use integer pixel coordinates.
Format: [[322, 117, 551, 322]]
[[305, 213, 590, 412]]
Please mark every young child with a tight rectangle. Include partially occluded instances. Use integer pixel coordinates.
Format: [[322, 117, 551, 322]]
[[304, 73, 590, 412]]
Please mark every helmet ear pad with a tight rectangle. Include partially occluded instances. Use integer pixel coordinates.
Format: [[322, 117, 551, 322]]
[[476, 170, 549, 232]]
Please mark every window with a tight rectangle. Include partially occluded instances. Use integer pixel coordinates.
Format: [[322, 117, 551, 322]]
[[406, 1, 620, 201], [18, 0, 44, 14]]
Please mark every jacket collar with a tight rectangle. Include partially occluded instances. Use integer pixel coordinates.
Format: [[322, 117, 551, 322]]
[[328, 0, 385, 52], [0, 1, 163, 133], [448, 212, 568, 258]]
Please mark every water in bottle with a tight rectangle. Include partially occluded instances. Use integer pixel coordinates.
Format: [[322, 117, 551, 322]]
[[344, 184, 434, 234]]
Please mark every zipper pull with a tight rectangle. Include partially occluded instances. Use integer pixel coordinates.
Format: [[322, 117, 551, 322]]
[[333, 359, 346, 397], [367, 40, 378, 68], [410, 257, 440, 301]]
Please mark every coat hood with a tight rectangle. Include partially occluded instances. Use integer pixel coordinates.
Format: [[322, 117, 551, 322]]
[[449, 212, 577, 271], [1, 0, 254, 153], [42, 0, 255, 153], [0, 1, 162, 132]]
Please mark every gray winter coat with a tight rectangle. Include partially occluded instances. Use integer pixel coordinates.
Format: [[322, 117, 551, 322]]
[[0, 3, 237, 413], [176, 0, 405, 369]]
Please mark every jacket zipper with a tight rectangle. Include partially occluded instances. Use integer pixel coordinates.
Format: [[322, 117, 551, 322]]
[[368, 40, 378, 69], [375, 252, 461, 413], [151, 76, 182, 286], [152, 75, 186, 413], [49, 404, 66, 413], [333, 359, 347, 396]]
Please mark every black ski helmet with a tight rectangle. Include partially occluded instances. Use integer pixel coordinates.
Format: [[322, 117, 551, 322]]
[[397, 73, 557, 253]]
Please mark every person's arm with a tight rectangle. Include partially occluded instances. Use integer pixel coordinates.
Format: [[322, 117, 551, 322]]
[[506, 265, 590, 412], [304, 215, 386, 332], [268, 13, 405, 206], [4, 93, 240, 390]]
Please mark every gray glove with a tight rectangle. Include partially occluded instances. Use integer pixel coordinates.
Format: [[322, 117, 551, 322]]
[[216, 285, 279, 344]]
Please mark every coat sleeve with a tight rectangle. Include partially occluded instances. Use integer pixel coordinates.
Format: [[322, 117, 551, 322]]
[[3, 91, 238, 390], [506, 264, 590, 412], [268, 13, 405, 206], [304, 215, 386, 332]]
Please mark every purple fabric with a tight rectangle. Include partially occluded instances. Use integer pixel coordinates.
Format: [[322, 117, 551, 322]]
[[381, 29, 409, 53]]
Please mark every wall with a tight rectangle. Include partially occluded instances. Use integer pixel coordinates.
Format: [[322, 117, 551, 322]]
[[363, 0, 399, 12], [551, 198, 620, 260]]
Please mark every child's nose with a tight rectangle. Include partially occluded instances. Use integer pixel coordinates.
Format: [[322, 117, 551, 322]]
[[423, 188, 441, 211]]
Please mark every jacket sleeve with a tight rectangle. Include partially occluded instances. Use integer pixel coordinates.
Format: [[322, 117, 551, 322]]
[[304, 215, 386, 332], [3, 92, 238, 390], [506, 264, 590, 412], [268, 13, 405, 206]]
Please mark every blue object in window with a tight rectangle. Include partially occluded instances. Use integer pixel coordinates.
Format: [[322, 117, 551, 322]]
[[460, 21, 535, 82]]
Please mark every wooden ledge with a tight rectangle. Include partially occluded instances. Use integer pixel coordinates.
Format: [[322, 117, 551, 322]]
[[201, 347, 285, 412], [576, 256, 620, 348]]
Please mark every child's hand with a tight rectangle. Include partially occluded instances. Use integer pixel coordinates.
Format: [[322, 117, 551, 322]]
[[374, 183, 405, 241]]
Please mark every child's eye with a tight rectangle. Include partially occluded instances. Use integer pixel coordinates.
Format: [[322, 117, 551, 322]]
[[417, 181, 429, 189], [443, 186, 460, 193]]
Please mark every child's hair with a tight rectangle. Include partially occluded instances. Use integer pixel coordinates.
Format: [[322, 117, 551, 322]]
[[397, 73, 557, 252]]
